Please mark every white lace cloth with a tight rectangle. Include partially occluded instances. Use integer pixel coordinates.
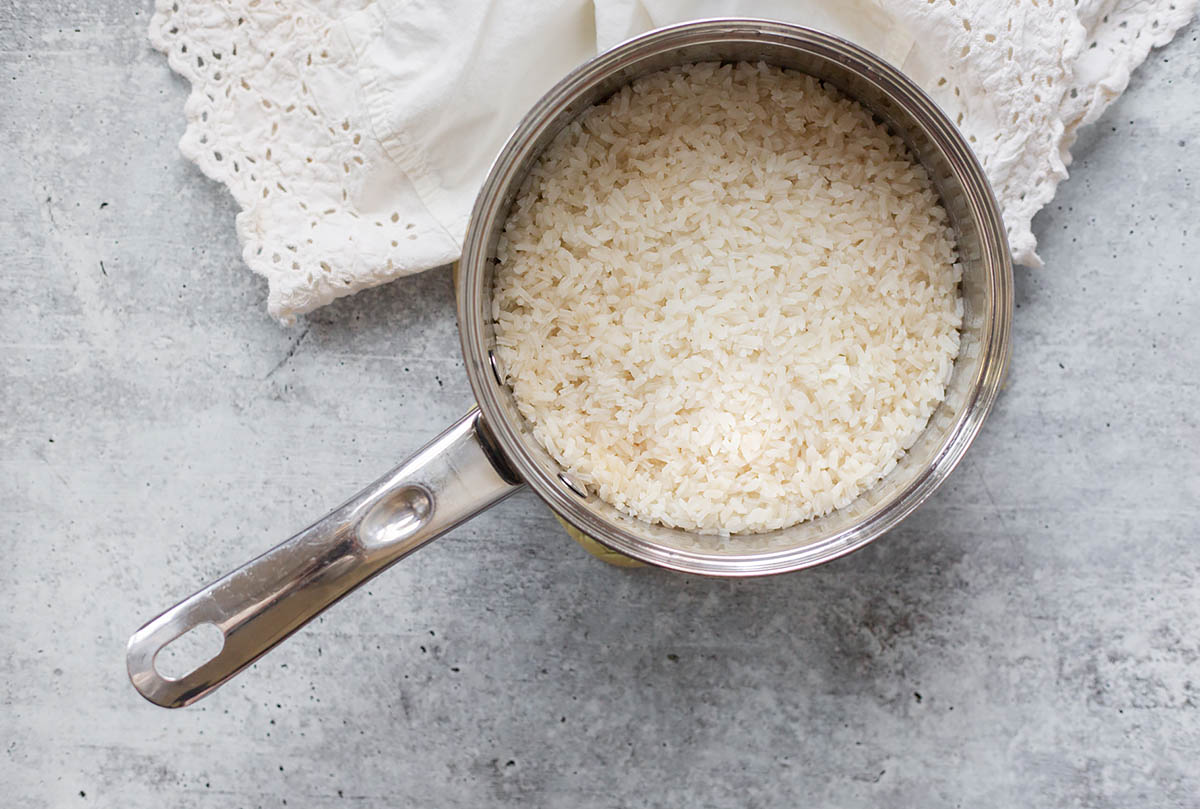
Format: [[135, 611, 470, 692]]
[[150, 0, 1197, 323]]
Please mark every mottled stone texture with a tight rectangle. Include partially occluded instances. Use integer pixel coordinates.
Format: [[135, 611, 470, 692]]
[[1, 3, 1198, 807]]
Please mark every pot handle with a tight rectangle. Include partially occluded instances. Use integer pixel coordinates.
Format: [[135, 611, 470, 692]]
[[126, 408, 522, 708]]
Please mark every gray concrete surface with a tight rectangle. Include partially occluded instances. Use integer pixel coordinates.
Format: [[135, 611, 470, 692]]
[[2, 3, 1199, 807]]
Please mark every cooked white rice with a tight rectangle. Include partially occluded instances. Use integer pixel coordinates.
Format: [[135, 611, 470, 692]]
[[492, 61, 962, 535]]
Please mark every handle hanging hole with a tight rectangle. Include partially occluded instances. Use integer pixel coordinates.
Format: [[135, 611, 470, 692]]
[[153, 623, 225, 681]]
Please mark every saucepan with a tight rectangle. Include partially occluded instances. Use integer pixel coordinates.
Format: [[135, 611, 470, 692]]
[[128, 19, 1012, 708]]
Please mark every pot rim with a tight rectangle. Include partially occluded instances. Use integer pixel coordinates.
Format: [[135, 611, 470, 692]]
[[459, 18, 1013, 576]]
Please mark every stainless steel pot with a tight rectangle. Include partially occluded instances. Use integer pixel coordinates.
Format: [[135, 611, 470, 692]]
[[127, 19, 1012, 708]]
